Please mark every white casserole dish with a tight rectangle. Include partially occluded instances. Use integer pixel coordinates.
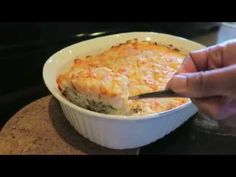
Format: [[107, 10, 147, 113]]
[[43, 32, 205, 149]]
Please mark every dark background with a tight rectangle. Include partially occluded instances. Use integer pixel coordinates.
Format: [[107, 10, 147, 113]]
[[0, 22, 220, 129]]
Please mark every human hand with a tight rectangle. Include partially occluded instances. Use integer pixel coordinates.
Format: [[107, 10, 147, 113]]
[[167, 39, 236, 120]]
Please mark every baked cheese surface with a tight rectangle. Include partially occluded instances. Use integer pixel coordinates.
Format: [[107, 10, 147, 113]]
[[57, 39, 188, 115]]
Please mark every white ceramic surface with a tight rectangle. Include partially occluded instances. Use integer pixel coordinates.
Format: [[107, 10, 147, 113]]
[[43, 32, 205, 149]]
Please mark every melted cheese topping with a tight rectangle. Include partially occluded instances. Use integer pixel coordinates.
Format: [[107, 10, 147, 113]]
[[57, 39, 188, 115]]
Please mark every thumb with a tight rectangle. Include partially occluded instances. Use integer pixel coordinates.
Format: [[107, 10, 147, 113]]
[[167, 65, 236, 98]]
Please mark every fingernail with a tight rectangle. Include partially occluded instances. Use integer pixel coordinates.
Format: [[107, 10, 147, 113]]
[[171, 74, 187, 93]]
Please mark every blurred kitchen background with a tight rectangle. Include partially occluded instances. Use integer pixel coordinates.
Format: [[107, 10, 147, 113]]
[[1, 22, 235, 128]]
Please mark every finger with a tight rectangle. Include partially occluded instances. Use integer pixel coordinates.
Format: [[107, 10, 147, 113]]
[[221, 39, 236, 66], [192, 97, 228, 120], [192, 97, 236, 120], [175, 56, 198, 74], [167, 65, 236, 98], [190, 40, 236, 70]]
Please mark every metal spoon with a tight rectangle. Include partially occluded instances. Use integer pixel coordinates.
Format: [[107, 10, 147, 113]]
[[128, 89, 187, 100]]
